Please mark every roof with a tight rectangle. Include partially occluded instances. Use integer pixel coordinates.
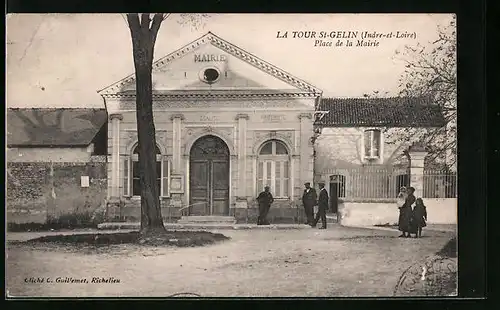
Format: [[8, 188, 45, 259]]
[[315, 97, 446, 128], [97, 31, 321, 96], [7, 108, 107, 147]]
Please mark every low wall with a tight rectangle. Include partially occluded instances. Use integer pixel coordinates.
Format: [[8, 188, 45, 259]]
[[338, 198, 457, 227]]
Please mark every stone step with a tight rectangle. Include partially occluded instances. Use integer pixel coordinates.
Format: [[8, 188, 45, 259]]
[[177, 216, 237, 224]]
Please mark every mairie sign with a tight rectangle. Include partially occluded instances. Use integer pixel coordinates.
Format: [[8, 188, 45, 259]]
[[194, 54, 228, 62]]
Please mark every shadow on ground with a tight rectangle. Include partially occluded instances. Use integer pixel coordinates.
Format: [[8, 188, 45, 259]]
[[9, 231, 230, 248]]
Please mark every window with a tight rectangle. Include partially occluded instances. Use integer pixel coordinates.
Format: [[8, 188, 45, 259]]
[[123, 144, 170, 197], [395, 174, 410, 195], [200, 67, 220, 84], [364, 129, 382, 159], [329, 175, 346, 198], [257, 140, 290, 198]]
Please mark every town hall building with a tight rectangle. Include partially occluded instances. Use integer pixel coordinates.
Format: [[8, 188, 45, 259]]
[[98, 32, 320, 221], [7, 32, 455, 226]]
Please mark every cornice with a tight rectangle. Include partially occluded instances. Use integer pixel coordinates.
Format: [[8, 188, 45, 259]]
[[101, 92, 318, 100], [98, 32, 322, 96]]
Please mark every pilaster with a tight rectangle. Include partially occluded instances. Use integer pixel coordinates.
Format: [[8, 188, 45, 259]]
[[298, 113, 313, 184], [170, 114, 185, 173], [109, 113, 123, 200], [235, 114, 249, 199]]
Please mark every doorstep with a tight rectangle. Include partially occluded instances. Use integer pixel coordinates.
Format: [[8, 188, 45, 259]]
[[97, 222, 319, 230]]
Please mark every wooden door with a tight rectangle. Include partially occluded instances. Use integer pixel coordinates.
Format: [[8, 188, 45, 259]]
[[329, 182, 339, 214], [189, 135, 230, 216], [190, 160, 210, 215]]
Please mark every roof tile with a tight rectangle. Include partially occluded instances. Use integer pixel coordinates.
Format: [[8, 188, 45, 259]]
[[7, 108, 107, 147], [315, 97, 446, 127]]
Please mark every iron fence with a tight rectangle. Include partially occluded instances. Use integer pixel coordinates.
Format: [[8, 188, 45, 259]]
[[320, 168, 457, 200], [322, 167, 409, 200], [423, 170, 457, 198]]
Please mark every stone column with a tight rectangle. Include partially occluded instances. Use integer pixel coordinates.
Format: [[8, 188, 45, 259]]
[[170, 114, 185, 174], [408, 144, 428, 198], [235, 114, 249, 209], [109, 113, 123, 201], [298, 113, 313, 185]]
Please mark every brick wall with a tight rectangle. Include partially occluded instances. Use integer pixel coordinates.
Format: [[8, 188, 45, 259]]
[[7, 160, 107, 224]]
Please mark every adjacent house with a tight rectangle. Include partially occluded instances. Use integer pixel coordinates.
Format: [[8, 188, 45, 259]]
[[6, 108, 108, 223]]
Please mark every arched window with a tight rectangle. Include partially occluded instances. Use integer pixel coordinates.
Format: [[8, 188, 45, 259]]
[[257, 140, 290, 198], [123, 144, 170, 197]]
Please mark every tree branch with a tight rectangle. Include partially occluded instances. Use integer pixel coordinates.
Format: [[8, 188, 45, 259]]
[[55, 110, 64, 127], [150, 13, 164, 47], [32, 110, 47, 126], [126, 14, 141, 35], [13, 110, 37, 127], [140, 13, 150, 29]]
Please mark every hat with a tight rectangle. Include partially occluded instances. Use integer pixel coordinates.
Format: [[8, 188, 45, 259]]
[[304, 182, 310, 185], [318, 180, 326, 185]]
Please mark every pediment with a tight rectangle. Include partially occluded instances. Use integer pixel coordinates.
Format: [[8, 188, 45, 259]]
[[98, 32, 321, 97]]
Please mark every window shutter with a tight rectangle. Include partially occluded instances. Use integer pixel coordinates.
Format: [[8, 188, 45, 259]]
[[123, 157, 130, 196], [364, 131, 371, 158], [372, 130, 381, 157]]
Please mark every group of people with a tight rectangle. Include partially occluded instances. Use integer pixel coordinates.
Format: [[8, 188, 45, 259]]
[[256, 181, 329, 228], [257, 182, 428, 236], [397, 186, 428, 238]]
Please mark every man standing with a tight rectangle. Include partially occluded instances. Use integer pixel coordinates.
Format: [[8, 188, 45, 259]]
[[256, 185, 274, 225], [311, 181, 329, 229], [302, 182, 317, 225]]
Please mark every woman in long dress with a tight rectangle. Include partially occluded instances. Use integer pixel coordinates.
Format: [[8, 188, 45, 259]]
[[398, 187, 416, 238]]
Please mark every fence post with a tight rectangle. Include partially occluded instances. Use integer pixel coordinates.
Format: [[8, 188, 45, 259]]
[[408, 145, 428, 199]]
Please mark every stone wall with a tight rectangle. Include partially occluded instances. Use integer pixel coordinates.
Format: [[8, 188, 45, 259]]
[[7, 160, 107, 224], [338, 198, 457, 227]]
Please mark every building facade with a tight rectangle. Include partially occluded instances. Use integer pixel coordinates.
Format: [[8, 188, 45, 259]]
[[6, 32, 455, 226], [99, 32, 321, 221]]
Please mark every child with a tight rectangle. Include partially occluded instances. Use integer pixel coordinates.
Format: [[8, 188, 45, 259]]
[[411, 198, 428, 238], [396, 186, 407, 209]]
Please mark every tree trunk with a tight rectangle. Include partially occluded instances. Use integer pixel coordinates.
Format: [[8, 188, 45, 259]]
[[127, 14, 165, 234]]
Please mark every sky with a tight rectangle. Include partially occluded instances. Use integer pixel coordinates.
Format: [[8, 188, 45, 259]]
[[6, 13, 454, 108]]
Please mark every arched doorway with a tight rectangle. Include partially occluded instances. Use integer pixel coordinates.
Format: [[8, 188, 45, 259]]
[[189, 135, 230, 216]]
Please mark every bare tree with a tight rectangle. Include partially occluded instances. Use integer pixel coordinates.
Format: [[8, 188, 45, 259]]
[[125, 13, 166, 234], [381, 16, 457, 170], [125, 13, 208, 235]]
